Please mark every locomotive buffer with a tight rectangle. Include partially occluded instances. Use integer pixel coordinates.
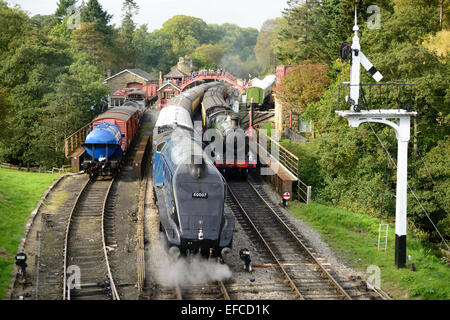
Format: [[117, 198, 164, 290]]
[[336, 7, 416, 268]]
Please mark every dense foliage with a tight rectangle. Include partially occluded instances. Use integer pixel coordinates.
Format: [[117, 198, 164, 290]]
[[276, 0, 449, 243], [0, 0, 279, 169]]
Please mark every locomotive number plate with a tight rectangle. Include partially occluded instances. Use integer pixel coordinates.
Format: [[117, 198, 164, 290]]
[[192, 192, 208, 199]]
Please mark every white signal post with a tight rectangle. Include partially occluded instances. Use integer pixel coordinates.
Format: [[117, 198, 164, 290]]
[[336, 7, 416, 268], [349, 8, 361, 110]]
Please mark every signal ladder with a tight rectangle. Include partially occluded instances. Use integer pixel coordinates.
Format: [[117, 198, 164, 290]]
[[378, 224, 389, 251]]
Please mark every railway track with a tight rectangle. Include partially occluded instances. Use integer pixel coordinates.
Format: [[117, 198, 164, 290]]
[[62, 177, 120, 300], [174, 280, 230, 300], [227, 178, 375, 300], [150, 252, 231, 300]]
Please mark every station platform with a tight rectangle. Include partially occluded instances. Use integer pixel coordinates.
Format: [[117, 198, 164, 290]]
[[251, 142, 298, 196]]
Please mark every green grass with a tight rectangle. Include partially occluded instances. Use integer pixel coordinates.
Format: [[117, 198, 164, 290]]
[[0, 167, 60, 299], [289, 202, 450, 300]]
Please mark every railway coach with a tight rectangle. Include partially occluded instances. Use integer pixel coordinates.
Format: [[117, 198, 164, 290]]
[[244, 74, 276, 108]]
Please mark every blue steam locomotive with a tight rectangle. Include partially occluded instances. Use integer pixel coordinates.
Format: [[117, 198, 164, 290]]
[[152, 83, 234, 257]]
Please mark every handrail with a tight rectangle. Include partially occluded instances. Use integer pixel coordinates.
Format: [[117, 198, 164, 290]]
[[178, 70, 248, 91], [64, 122, 91, 158], [256, 129, 311, 203]]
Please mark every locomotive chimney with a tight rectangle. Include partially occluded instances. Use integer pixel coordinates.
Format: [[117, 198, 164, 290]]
[[189, 154, 205, 179]]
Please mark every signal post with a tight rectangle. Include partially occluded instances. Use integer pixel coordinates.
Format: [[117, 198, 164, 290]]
[[336, 8, 416, 268]]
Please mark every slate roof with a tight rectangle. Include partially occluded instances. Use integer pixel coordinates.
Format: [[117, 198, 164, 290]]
[[164, 68, 188, 78], [104, 68, 158, 82]]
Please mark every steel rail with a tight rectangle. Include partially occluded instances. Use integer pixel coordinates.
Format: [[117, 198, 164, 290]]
[[175, 284, 183, 300], [174, 280, 230, 300], [101, 178, 120, 300], [227, 185, 305, 300], [218, 280, 231, 300], [62, 178, 90, 300], [247, 180, 353, 300], [62, 177, 119, 300]]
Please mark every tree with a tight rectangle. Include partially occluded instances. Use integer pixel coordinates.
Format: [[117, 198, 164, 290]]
[[192, 44, 223, 69], [410, 137, 450, 240], [161, 15, 209, 57], [55, 0, 77, 21], [80, 0, 112, 37], [0, 1, 31, 55], [0, 38, 71, 165], [254, 18, 281, 74], [276, 0, 326, 64], [277, 62, 330, 113], [219, 23, 259, 62], [72, 22, 111, 72], [120, 0, 139, 37], [116, 0, 139, 67], [276, 0, 393, 65]]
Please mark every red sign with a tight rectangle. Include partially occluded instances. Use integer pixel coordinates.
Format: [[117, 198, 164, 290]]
[[283, 192, 291, 200]]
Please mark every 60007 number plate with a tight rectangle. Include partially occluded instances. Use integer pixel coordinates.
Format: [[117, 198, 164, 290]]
[[192, 192, 208, 199]]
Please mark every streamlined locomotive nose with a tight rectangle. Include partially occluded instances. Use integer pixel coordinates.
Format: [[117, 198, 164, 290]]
[[172, 162, 230, 252]]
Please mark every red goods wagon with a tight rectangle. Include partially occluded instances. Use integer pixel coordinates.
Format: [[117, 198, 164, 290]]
[[92, 106, 140, 152]]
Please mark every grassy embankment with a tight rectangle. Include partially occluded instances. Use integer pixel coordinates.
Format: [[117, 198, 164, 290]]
[[260, 122, 449, 299], [0, 167, 60, 299], [289, 202, 450, 300]]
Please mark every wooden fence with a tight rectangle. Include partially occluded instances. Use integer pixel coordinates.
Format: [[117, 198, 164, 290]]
[[64, 122, 91, 158], [0, 163, 71, 174]]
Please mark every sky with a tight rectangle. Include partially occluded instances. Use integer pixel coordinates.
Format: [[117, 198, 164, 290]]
[[7, 0, 289, 31]]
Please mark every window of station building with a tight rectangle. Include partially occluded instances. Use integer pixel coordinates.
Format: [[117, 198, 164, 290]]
[[166, 91, 175, 99]]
